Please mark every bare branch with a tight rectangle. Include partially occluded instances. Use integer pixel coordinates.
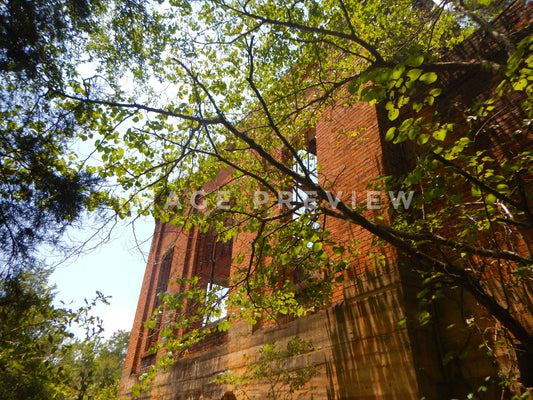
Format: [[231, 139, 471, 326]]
[[55, 91, 223, 126], [453, 0, 516, 56]]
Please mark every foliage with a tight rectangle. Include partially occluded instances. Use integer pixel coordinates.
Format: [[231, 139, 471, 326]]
[[3, 0, 533, 397], [0, 267, 110, 400], [0, 105, 105, 272], [61, 330, 130, 400], [216, 337, 318, 400], [0, 0, 104, 272], [0, 0, 160, 273], [0, 0, 105, 80]]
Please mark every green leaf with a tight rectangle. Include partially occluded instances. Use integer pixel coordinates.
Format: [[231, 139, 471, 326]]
[[432, 129, 446, 141], [218, 319, 230, 332], [513, 78, 527, 91], [348, 79, 360, 94], [406, 55, 424, 67], [407, 69, 423, 81], [496, 184, 509, 192], [407, 126, 419, 140], [333, 246, 345, 256], [417, 133, 430, 145], [417, 311, 432, 325], [388, 108, 400, 121], [412, 102, 423, 112], [374, 68, 392, 83], [385, 127, 396, 141], [312, 242, 323, 252], [485, 194, 496, 205], [392, 63, 406, 79], [399, 118, 413, 131], [280, 254, 291, 265], [419, 72, 438, 84], [393, 131, 407, 143]]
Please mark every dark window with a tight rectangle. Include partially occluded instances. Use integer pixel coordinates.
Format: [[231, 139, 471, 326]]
[[144, 249, 173, 352], [139, 354, 155, 372]]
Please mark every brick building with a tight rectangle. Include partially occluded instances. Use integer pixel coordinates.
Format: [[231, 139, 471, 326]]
[[118, 3, 533, 399]]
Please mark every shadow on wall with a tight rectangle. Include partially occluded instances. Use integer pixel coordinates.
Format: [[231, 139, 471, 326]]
[[324, 268, 418, 400]]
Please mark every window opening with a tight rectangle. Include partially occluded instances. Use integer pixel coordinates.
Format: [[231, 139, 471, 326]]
[[292, 135, 319, 231], [139, 354, 156, 372], [289, 134, 321, 296], [144, 249, 173, 352], [193, 228, 233, 326], [204, 237, 232, 325], [204, 281, 229, 325]]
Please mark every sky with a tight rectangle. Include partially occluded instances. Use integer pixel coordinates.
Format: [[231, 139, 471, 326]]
[[47, 28, 175, 340], [47, 60, 157, 339], [50, 216, 154, 339]]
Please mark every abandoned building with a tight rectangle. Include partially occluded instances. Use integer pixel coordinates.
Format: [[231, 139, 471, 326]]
[[118, 3, 533, 399]]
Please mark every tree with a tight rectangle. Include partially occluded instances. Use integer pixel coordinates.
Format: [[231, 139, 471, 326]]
[[22, 0, 533, 395], [61, 330, 130, 400], [0, 0, 104, 272], [92, 330, 130, 390], [0, 267, 108, 400], [0, 0, 161, 273], [0, 265, 129, 400], [0, 3, 144, 398]]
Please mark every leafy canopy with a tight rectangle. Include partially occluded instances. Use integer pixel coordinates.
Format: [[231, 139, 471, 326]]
[[3, 0, 533, 396]]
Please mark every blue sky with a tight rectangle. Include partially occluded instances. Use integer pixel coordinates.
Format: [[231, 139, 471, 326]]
[[50, 216, 154, 338]]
